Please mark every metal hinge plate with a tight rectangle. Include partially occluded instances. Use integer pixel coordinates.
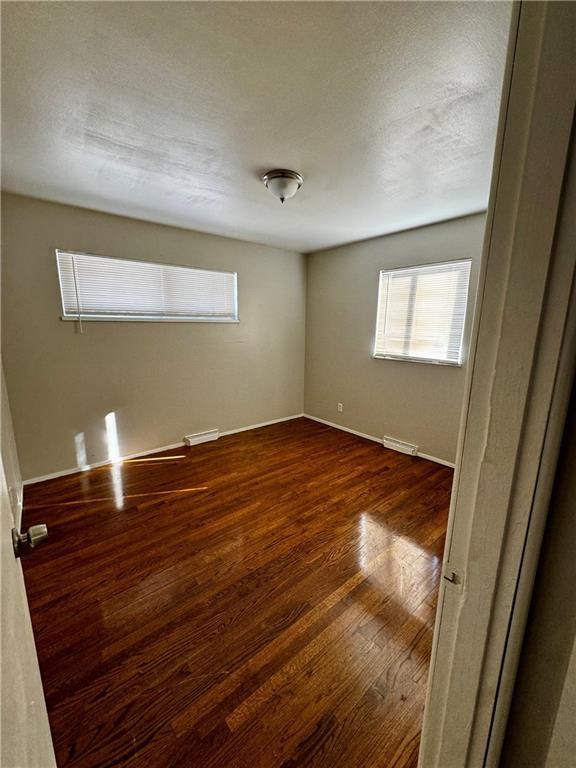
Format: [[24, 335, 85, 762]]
[[443, 565, 464, 593]]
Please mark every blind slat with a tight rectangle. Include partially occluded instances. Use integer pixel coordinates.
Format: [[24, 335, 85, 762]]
[[56, 251, 238, 322], [374, 260, 471, 364]]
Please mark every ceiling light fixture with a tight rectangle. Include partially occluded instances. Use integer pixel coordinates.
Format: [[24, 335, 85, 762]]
[[262, 169, 303, 204]]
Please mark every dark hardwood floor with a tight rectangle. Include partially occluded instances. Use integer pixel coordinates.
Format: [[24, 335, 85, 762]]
[[22, 417, 452, 768]]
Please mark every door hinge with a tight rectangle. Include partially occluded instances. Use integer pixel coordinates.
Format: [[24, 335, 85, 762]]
[[443, 566, 464, 592]]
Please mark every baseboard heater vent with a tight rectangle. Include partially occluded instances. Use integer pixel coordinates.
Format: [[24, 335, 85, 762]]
[[382, 436, 418, 456], [184, 429, 220, 447]]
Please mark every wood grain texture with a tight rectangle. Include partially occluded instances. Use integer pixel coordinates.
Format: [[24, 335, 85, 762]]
[[22, 417, 451, 768]]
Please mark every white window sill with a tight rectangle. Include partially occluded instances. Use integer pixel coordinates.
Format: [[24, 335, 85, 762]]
[[372, 353, 462, 367], [61, 315, 240, 324]]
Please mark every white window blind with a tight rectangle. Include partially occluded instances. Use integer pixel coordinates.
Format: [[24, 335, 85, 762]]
[[56, 250, 238, 322], [374, 259, 471, 365]]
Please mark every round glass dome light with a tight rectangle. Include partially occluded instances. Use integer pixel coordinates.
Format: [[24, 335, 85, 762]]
[[262, 169, 303, 204]]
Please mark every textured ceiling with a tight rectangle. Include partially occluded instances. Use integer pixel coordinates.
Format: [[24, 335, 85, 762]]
[[1, 2, 511, 252]]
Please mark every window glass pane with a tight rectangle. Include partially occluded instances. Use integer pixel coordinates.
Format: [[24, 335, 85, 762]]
[[56, 251, 238, 322], [374, 260, 471, 364]]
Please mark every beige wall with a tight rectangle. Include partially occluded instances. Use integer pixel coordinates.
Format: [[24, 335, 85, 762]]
[[1, 194, 306, 480], [2, 196, 483, 478], [304, 213, 485, 464]]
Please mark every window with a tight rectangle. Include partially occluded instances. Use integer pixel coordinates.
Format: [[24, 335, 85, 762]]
[[56, 250, 238, 323], [374, 259, 471, 365]]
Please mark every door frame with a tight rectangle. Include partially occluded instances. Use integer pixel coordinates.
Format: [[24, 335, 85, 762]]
[[419, 2, 576, 766]]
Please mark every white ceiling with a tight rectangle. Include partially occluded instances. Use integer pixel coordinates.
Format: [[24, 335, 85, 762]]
[[1, 2, 511, 253]]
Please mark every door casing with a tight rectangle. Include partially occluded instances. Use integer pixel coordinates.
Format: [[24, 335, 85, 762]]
[[419, 3, 576, 766]]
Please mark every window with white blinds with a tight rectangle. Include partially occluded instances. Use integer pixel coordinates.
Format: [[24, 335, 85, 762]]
[[56, 250, 238, 323], [374, 259, 471, 365]]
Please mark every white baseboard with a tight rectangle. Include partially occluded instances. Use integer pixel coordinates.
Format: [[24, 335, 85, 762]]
[[23, 412, 453, 486], [302, 414, 455, 469], [303, 414, 382, 444], [22, 441, 186, 486], [415, 451, 455, 469], [23, 413, 305, 486], [221, 414, 304, 437]]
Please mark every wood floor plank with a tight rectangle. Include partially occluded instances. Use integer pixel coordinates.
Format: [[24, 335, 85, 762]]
[[22, 417, 451, 767]]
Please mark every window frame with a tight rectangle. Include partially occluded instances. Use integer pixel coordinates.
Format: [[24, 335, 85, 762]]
[[55, 249, 240, 324], [372, 258, 472, 367]]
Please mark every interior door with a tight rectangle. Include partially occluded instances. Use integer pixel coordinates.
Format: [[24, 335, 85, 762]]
[[1, 371, 55, 767]]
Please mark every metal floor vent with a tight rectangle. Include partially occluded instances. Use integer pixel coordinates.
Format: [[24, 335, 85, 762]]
[[184, 429, 220, 447], [382, 436, 418, 456]]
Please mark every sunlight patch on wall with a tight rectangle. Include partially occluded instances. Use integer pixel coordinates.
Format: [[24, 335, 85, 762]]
[[74, 432, 88, 470], [105, 412, 121, 463], [105, 412, 123, 508]]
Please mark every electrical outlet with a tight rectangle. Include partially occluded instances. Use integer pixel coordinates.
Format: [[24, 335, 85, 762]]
[[337, 403, 343, 413]]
